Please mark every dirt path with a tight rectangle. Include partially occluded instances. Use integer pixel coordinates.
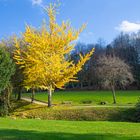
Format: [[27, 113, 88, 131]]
[[21, 97, 48, 106], [21, 97, 134, 108]]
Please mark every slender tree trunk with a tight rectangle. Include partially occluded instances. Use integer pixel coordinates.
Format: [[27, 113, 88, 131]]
[[111, 84, 116, 104], [17, 88, 22, 101], [48, 89, 52, 107], [0, 90, 9, 116], [72, 83, 75, 89], [15, 92, 17, 99], [7, 88, 11, 109], [80, 82, 83, 89], [88, 80, 91, 89], [17, 91, 21, 100], [31, 89, 35, 103]]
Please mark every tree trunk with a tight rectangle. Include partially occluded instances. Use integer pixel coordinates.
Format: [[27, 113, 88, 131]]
[[31, 89, 35, 103], [17, 88, 22, 101], [48, 89, 52, 107], [111, 85, 117, 104], [15, 92, 17, 99], [0, 90, 9, 116], [80, 82, 83, 89], [7, 89, 11, 109], [71, 83, 75, 89]]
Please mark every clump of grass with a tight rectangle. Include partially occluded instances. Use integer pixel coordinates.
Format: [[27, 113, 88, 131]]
[[61, 101, 72, 105], [81, 100, 92, 104]]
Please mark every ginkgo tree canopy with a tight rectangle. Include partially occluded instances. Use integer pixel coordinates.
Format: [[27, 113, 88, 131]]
[[14, 3, 94, 91]]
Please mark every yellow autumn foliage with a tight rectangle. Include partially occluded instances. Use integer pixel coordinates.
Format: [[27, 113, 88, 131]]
[[14, 3, 94, 91]]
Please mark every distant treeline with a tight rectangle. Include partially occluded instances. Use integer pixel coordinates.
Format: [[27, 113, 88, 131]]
[[67, 32, 140, 90]]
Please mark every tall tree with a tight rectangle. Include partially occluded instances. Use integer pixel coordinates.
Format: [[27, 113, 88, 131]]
[[0, 47, 15, 116], [0, 37, 24, 100], [96, 55, 133, 104], [112, 33, 140, 88], [14, 3, 94, 107]]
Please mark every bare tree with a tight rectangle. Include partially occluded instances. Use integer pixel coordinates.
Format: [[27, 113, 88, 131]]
[[96, 55, 134, 104]]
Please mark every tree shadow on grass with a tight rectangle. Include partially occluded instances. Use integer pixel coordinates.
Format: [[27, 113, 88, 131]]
[[0, 129, 139, 140], [12, 100, 31, 110], [108, 108, 136, 122], [11, 100, 45, 113]]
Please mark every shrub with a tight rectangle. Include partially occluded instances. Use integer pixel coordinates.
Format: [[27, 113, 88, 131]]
[[81, 100, 92, 104], [100, 101, 108, 105]]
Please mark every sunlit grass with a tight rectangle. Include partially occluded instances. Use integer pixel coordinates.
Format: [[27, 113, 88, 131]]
[[0, 118, 140, 140]]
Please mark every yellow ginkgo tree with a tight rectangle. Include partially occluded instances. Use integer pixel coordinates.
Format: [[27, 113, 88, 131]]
[[14, 3, 94, 107]]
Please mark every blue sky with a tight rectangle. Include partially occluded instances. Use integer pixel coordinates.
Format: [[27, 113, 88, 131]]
[[0, 0, 140, 44]]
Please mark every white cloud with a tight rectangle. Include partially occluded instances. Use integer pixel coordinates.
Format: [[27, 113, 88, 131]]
[[116, 20, 140, 33], [31, 0, 42, 5]]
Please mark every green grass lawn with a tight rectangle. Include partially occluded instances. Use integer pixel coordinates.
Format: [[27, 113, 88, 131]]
[[23, 90, 140, 106], [0, 118, 140, 140]]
